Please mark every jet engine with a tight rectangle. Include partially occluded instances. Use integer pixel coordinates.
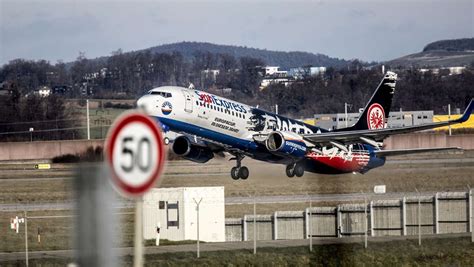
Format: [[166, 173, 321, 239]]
[[171, 136, 214, 163], [265, 131, 307, 158]]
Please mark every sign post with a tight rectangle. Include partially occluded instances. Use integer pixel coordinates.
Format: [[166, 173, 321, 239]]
[[11, 215, 27, 266], [105, 111, 166, 267]]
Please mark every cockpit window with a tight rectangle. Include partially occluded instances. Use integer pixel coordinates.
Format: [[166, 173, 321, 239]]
[[149, 91, 172, 98]]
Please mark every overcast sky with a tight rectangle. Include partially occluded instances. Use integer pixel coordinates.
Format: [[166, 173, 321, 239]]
[[1, 0, 473, 65]]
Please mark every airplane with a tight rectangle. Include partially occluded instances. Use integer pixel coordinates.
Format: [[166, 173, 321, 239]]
[[137, 71, 473, 180]]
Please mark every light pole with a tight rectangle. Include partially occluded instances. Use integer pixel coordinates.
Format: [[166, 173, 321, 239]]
[[24, 211, 28, 267], [345, 103, 348, 127], [193, 197, 202, 258], [344, 103, 352, 127], [29, 128, 34, 142]]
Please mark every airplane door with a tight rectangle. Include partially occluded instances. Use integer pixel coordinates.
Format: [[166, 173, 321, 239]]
[[182, 90, 193, 113]]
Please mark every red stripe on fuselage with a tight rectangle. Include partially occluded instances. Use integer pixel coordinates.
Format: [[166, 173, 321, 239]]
[[306, 152, 369, 173]]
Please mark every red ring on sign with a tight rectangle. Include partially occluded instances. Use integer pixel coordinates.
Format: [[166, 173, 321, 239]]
[[105, 112, 166, 197]]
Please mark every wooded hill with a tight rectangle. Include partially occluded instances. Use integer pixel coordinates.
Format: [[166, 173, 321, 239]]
[[386, 38, 474, 68]]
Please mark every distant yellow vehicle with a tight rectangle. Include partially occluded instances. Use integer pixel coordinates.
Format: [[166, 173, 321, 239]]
[[303, 118, 315, 125], [433, 115, 474, 130]]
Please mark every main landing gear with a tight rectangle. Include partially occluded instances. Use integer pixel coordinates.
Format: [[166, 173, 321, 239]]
[[230, 154, 249, 180], [286, 162, 305, 178]]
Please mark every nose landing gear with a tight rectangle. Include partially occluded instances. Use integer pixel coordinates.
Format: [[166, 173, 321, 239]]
[[286, 161, 305, 178], [230, 154, 249, 180]]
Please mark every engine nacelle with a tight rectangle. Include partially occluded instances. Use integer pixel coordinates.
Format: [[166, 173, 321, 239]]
[[171, 136, 214, 163], [265, 131, 307, 158]]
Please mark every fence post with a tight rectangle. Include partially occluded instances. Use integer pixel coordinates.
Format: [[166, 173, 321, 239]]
[[435, 192, 439, 234], [402, 197, 407, 236], [309, 200, 312, 252], [370, 201, 374, 237], [469, 189, 473, 242], [253, 195, 256, 255], [364, 198, 368, 249], [243, 215, 248, 241], [337, 206, 342, 238], [273, 212, 278, 240]]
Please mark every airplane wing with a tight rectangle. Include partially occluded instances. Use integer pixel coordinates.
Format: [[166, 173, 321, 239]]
[[303, 99, 473, 145], [373, 147, 461, 157]]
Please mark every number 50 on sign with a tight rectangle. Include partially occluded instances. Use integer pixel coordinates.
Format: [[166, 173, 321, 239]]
[[105, 111, 166, 197]]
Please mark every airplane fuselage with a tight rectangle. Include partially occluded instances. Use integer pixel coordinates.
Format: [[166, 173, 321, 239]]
[[137, 86, 385, 175]]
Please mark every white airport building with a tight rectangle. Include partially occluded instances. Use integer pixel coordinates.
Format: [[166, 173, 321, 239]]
[[142, 187, 225, 242]]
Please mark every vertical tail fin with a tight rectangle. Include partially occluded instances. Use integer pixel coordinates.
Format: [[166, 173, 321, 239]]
[[339, 71, 397, 131]]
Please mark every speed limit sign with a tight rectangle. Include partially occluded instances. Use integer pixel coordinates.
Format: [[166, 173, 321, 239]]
[[105, 111, 166, 197]]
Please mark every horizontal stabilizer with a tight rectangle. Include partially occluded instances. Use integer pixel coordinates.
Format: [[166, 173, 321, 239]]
[[374, 147, 461, 157]]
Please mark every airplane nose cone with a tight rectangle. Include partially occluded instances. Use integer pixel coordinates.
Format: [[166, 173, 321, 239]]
[[137, 96, 148, 113]]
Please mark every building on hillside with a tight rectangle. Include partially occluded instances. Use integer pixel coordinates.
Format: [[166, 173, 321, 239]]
[[418, 66, 466, 76], [142, 187, 225, 242], [264, 66, 280, 76], [260, 77, 293, 90], [52, 85, 73, 95], [0, 82, 9, 96], [34, 86, 51, 97], [202, 69, 220, 81], [289, 66, 326, 79]]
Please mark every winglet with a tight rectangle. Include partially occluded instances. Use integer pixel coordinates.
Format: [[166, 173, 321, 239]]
[[455, 99, 474, 123]]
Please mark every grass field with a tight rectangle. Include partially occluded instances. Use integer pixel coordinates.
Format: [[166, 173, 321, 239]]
[[0, 210, 127, 252], [4, 236, 474, 266]]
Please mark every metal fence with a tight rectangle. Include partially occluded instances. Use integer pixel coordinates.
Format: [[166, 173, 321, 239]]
[[225, 190, 473, 241]]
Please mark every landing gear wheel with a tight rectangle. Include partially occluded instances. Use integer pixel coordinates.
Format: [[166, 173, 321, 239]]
[[286, 164, 295, 178], [231, 167, 240, 180], [230, 154, 249, 180], [295, 163, 305, 177], [239, 166, 249, 180]]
